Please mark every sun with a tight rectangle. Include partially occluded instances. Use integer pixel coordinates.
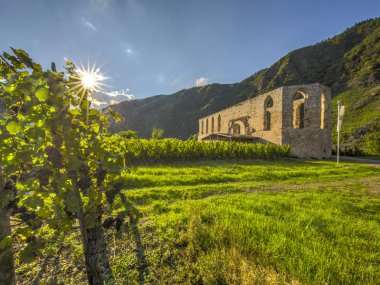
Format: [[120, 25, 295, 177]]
[[66, 62, 109, 115], [74, 64, 107, 93], [81, 72, 98, 90]]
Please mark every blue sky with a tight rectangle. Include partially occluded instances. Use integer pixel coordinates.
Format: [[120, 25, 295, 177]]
[[0, 0, 379, 99]]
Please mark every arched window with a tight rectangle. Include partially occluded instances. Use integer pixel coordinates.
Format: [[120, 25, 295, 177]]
[[294, 91, 305, 100], [232, 123, 240, 134], [264, 95, 273, 131], [211, 117, 214, 133], [297, 103, 305, 128], [320, 94, 326, 129], [293, 90, 306, 129], [265, 96, 273, 108], [265, 111, 271, 131], [218, 115, 221, 132], [206, 119, 209, 134], [201, 120, 204, 134]]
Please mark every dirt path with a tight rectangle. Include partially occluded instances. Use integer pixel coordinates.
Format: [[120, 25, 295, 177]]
[[330, 156, 380, 166]]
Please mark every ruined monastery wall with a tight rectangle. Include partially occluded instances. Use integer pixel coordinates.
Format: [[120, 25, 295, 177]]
[[198, 83, 332, 159], [281, 84, 332, 158]]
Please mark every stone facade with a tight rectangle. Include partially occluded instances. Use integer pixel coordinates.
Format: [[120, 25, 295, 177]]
[[198, 83, 332, 158]]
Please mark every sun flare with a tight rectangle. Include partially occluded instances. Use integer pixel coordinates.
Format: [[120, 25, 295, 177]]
[[75, 64, 107, 92]]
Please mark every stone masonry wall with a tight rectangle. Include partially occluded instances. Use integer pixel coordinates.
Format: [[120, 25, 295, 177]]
[[198, 87, 284, 144], [281, 84, 332, 158], [198, 83, 332, 159]]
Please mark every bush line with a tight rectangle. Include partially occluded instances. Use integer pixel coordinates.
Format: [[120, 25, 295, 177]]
[[104, 137, 291, 164]]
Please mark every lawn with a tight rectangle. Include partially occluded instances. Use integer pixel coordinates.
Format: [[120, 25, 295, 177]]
[[16, 159, 380, 285]]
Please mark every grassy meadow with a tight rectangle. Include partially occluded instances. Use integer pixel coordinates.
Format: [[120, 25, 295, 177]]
[[16, 159, 380, 285]]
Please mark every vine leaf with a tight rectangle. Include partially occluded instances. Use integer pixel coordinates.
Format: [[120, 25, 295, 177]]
[[35, 86, 48, 102], [24, 195, 44, 209], [6, 121, 22, 134], [19, 244, 38, 263]]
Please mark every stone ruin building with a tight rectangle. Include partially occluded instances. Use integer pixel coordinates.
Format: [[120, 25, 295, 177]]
[[198, 83, 332, 158]]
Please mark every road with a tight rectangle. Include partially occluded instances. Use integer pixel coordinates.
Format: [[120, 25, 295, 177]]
[[330, 155, 380, 166]]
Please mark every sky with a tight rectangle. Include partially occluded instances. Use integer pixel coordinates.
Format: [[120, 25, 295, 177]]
[[0, 0, 379, 99]]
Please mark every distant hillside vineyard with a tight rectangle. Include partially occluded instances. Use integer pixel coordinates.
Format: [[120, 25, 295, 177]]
[[109, 18, 380, 154]]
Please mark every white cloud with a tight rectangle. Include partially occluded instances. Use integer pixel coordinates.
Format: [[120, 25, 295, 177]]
[[91, 98, 107, 107], [81, 17, 98, 32], [110, 99, 121, 105], [103, 89, 135, 100], [195, 77, 209, 87], [122, 43, 138, 58]]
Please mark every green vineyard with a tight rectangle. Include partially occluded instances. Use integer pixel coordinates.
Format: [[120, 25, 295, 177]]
[[104, 137, 291, 164]]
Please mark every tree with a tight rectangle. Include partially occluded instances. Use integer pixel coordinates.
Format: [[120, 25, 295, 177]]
[[0, 49, 127, 284], [118, 130, 137, 139], [151, 128, 164, 139]]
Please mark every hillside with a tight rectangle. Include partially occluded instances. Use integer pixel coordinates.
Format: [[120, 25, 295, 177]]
[[109, 18, 380, 152]]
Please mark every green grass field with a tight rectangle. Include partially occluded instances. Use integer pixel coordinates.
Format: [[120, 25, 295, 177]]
[[16, 160, 380, 285]]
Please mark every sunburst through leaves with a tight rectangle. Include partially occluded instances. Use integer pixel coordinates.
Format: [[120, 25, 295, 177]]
[[74, 64, 107, 93], [68, 63, 108, 112]]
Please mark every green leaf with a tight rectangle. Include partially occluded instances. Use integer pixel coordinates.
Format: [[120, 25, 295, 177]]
[[36, 207, 52, 218], [69, 109, 81, 116], [6, 121, 22, 135], [19, 244, 39, 263], [108, 108, 123, 122], [14, 226, 33, 240], [89, 109, 99, 116], [114, 113, 123, 123], [91, 124, 100, 133], [65, 191, 81, 215], [35, 86, 48, 102], [24, 195, 44, 208], [0, 236, 12, 249]]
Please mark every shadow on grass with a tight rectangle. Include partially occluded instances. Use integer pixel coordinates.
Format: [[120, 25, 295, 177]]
[[130, 216, 149, 285], [120, 192, 149, 285], [32, 233, 63, 285]]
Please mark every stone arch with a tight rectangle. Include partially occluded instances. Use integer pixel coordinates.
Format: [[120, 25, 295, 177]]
[[293, 90, 306, 129], [228, 117, 250, 135], [320, 93, 326, 129], [295, 89, 307, 99], [206, 118, 209, 134], [229, 120, 245, 135], [211, 117, 215, 133], [218, 114, 221, 132], [232, 123, 241, 134], [264, 95, 274, 131], [265, 95, 273, 108]]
